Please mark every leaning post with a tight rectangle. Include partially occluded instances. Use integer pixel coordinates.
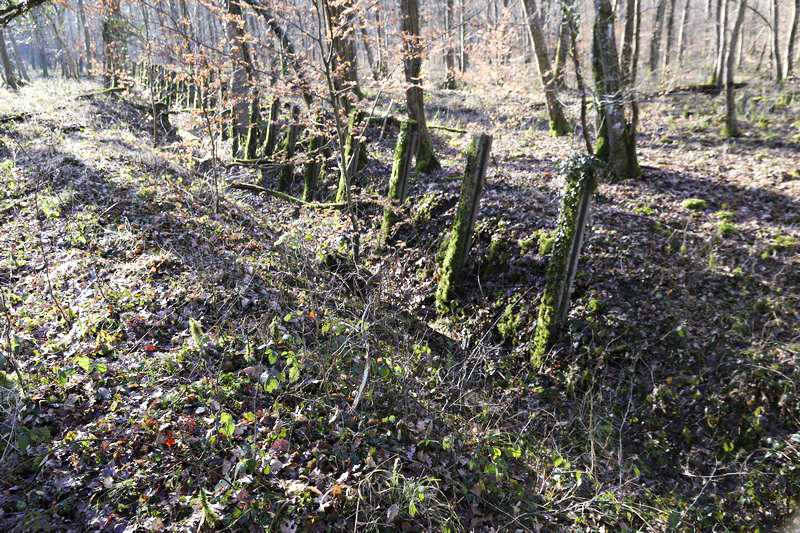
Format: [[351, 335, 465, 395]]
[[531, 153, 596, 368], [380, 120, 418, 244], [435, 133, 493, 312]]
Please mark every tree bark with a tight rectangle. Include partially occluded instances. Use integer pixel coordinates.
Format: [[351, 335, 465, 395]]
[[785, 0, 799, 77], [77, 0, 92, 76], [8, 31, 28, 83], [771, 0, 783, 82], [649, 0, 668, 71], [553, 0, 574, 88], [524, 0, 571, 136], [725, 0, 747, 136], [713, 0, 729, 87], [662, 0, 679, 71], [400, 0, 441, 173], [0, 30, 18, 90], [677, 0, 692, 64], [593, 0, 640, 181], [226, 0, 255, 153], [620, 0, 637, 83], [445, 0, 457, 88]]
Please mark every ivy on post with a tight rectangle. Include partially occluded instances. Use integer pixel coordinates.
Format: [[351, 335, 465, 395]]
[[531, 153, 596, 368], [435, 133, 493, 312], [380, 120, 418, 245], [278, 105, 301, 192]]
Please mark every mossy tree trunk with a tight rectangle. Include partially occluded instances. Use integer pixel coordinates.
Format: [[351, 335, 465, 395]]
[[303, 134, 325, 202], [592, 0, 641, 181], [435, 134, 493, 312], [400, 0, 441, 173], [531, 154, 595, 367], [244, 95, 261, 160], [380, 120, 418, 244], [724, 0, 747, 136], [278, 105, 301, 192], [523, 0, 571, 137]]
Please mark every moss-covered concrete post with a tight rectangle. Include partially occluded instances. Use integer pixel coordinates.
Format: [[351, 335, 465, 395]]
[[260, 97, 281, 158], [303, 134, 325, 202], [278, 105, 301, 192], [531, 153, 596, 367], [243, 95, 261, 160], [435, 133, 493, 311], [380, 120, 418, 244], [336, 110, 368, 203]]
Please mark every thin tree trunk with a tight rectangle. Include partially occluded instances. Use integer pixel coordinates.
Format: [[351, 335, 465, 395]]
[[785, 0, 799, 76], [725, 0, 747, 136], [0, 30, 18, 90], [620, 0, 637, 83], [713, 0, 729, 87], [227, 0, 255, 152], [8, 32, 29, 82], [445, 0, 456, 88], [400, 0, 441, 173], [523, 0, 571, 136], [77, 0, 92, 76], [46, 7, 78, 79], [662, 0, 678, 71], [553, 0, 574, 88], [649, 0, 668, 70], [459, 0, 467, 71], [677, 0, 691, 64], [771, 0, 783, 81], [632, 0, 641, 82], [358, 23, 376, 81]]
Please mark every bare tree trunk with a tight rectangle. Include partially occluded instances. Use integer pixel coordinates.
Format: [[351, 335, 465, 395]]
[[46, 7, 78, 79], [725, 0, 747, 136], [785, 0, 799, 77], [553, 0, 574, 88], [593, 0, 640, 180], [8, 32, 29, 83], [226, 0, 255, 153], [358, 23, 376, 80], [0, 30, 18, 90], [771, 0, 783, 82], [100, 0, 128, 86], [77, 0, 92, 76], [662, 0, 678, 72], [523, 0, 571, 136], [620, 0, 637, 83], [459, 0, 467, 71], [445, 0, 456, 88], [713, 0, 729, 87], [677, 0, 691, 64], [400, 0, 441, 173], [324, 0, 363, 103], [649, 0, 668, 71]]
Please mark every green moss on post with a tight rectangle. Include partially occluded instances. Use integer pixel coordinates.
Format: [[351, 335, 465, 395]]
[[336, 110, 368, 203], [380, 120, 418, 245], [303, 134, 325, 202], [244, 96, 261, 160], [260, 98, 281, 158], [278, 105, 301, 192], [435, 133, 493, 312], [531, 153, 596, 368]]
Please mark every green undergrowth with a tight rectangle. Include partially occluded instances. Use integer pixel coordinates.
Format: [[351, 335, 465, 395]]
[[0, 80, 798, 532]]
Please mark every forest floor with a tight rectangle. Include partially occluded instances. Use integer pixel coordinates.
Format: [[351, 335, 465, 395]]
[[0, 77, 798, 532]]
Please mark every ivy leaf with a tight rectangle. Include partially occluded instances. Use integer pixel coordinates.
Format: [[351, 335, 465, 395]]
[[219, 412, 235, 437], [75, 356, 92, 372]]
